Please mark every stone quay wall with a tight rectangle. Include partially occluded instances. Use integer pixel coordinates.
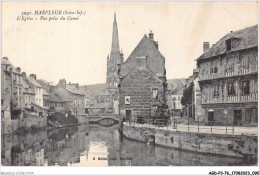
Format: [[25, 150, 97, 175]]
[[2, 117, 47, 134], [122, 123, 258, 159]]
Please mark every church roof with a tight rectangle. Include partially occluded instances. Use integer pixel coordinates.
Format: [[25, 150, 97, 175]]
[[197, 25, 258, 61], [119, 34, 165, 78]]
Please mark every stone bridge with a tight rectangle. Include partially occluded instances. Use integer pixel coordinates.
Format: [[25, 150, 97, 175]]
[[77, 114, 120, 127]]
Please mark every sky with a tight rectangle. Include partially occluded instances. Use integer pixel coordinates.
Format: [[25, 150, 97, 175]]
[[2, 1, 258, 85]]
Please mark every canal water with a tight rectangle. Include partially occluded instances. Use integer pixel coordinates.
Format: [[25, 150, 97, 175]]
[[1, 123, 256, 166]]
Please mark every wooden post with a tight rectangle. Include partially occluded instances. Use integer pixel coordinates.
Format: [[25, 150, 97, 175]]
[[232, 121, 234, 134], [188, 119, 189, 131], [226, 118, 228, 134], [211, 122, 212, 133]]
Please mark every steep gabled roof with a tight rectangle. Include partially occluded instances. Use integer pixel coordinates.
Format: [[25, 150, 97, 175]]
[[42, 89, 49, 96], [197, 25, 258, 61], [120, 63, 163, 86], [79, 84, 106, 97], [26, 76, 42, 88], [49, 94, 64, 102], [119, 34, 165, 78], [1, 58, 12, 66], [65, 84, 85, 95], [22, 79, 35, 94], [38, 79, 52, 94], [56, 82, 85, 96]]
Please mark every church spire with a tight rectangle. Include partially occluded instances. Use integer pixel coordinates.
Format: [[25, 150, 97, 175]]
[[111, 12, 120, 54]]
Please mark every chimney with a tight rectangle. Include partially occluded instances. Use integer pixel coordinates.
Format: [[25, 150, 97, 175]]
[[154, 41, 159, 49], [149, 30, 154, 40], [50, 85, 54, 93], [16, 67, 21, 73], [22, 72, 26, 78], [203, 42, 210, 53], [76, 83, 79, 89], [136, 56, 147, 69], [193, 68, 199, 78], [59, 79, 66, 88], [30, 74, 37, 80], [120, 49, 124, 63]]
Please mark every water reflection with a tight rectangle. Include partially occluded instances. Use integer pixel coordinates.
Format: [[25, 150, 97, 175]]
[[1, 123, 256, 166]]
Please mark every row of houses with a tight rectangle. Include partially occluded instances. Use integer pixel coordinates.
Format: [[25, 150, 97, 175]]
[[1, 58, 48, 134], [1, 58, 93, 134], [186, 25, 258, 126]]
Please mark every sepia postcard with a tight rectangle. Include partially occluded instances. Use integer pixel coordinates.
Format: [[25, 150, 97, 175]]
[[1, 1, 259, 176]]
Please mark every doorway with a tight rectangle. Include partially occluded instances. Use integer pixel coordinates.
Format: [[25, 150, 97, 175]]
[[208, 112, 214, 122], [126, 110, 131, 121], [234, 110, 242, 126]]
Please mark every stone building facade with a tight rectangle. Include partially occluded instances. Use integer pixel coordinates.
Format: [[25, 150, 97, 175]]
[[23, 74, 44, 107], [196, 25, 258, 126], [10, 67, 24, 111], [1, 57, 48, 134], [1, 57, 12, 133], [119, 31, 167, 120]]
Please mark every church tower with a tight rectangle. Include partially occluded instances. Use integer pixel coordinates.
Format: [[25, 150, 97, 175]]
[[106, 13, 124, 93]]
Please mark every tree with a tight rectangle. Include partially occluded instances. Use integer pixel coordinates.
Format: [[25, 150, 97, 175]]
[[181, 82, 194, 106]]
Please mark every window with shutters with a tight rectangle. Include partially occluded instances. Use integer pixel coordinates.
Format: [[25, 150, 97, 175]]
[[226, 39, 232, 51], [213, 85, 220, 98], [242, 80, 250, 95], [228, 82, 236, 96], [152, 88, 158, 100]]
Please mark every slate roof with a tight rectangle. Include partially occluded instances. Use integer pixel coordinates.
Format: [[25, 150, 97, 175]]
[[31, 102, 47, 110], [79, 84, 106, 97], [1, 58, 12, 66], [37, 79, 52, 94], [26, 76, 42, 88], [42, 89, 49, 96], [197, 25, 258, 61], [22, 77, 35, 94], [49, 94, 64, 102], [62, 84, 85, 95], [119, 34, 165, 78], [1, 58, 23, 75]]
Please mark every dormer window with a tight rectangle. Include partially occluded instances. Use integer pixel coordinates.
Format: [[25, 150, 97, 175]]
[[226, 39, 232, 51]]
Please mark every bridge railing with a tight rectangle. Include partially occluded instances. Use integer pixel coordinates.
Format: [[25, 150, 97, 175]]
[[125, 118, 235, 134]]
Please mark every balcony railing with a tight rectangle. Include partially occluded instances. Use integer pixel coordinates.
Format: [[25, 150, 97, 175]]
[[199, 68, 258, 81], [202, 92, 258, 104]]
